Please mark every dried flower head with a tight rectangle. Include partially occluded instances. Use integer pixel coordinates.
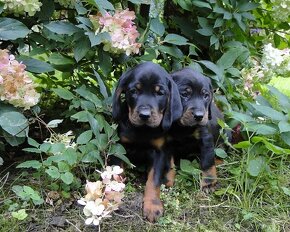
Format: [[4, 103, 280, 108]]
[[0, 49, 40, 109], [90, 9, 141, 56]]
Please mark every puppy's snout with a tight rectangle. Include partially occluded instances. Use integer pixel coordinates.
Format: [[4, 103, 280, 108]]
[[192, 111, 204, 121], [138, 106, 151, 120]]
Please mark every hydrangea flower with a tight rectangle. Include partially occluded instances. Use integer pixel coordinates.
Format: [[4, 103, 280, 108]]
[[2, 0, 42, 16], [78, 166, 125, 227], [0, 49, 40, 109], [90, 9, 141, 56]]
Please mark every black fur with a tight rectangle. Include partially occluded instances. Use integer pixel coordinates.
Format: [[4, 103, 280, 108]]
[[169, 68, 227, 189], [112, 62, 182, 221]]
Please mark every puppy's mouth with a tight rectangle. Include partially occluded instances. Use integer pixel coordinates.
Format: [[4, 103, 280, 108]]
[[179, 109, 208, 127], [129, 107, 163, 127]]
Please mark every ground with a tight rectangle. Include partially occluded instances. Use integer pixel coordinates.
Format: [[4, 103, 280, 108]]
[[1, 154, 290, 232]]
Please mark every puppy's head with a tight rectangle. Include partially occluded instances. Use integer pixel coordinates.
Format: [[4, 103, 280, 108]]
[[171, 68, 213, 127], [112, 62, 182, 130]]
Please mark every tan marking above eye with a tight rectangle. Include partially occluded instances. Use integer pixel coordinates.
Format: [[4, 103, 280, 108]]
[[154, 85, 160, 92], [186, 87, 192, 93], [136, 83, 142, 90]]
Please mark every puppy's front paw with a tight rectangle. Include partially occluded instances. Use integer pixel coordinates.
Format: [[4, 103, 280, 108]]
[[143, 199, 164, 222], [201, 177, 217, 193], [201, 166, 217, 193]]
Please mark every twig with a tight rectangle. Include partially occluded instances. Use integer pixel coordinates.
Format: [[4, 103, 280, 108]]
[[199, 202, 225, 208], [65, 219, 82, 232]]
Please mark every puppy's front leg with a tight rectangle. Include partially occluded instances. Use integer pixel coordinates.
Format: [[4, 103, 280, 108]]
[[199, 126, 217, 193], [143, 149, 165, 222]]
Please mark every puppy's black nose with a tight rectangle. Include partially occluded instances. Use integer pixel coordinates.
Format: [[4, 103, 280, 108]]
[[139, 107, 151, 120], [193, 111, 204, 121]]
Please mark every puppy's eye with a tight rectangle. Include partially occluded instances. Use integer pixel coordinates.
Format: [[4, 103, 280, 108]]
[[181, 92, 189, 98], [129, 88, 138, 95], [203, 92, 210, 100]]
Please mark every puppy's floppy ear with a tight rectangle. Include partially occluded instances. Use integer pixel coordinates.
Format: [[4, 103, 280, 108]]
[[162, 77, 183, 130], [208, 82, 213, 120], [112, 69, 132, 121]]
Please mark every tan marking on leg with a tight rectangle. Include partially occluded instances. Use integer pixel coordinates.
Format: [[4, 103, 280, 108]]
[[143, 168, 163, 222], [165, 156, 175, 187], [120, 136, 131, 143], [150, 137, 165, 150], [200, 165, 217, 193]]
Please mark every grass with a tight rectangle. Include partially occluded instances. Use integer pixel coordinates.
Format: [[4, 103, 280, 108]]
[[1, 151, 290, 232]]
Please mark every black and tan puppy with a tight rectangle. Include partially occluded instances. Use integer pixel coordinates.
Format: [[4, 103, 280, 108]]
[[112, 62, 182, 222], [169, 68, 226, 192]]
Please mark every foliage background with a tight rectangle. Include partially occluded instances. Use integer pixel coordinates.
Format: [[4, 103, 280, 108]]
[[0, 0, 290, 231]]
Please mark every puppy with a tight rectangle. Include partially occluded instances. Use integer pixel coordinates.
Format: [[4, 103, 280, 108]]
[[112, 62, 182, 222], [169, 68, 226, 192]]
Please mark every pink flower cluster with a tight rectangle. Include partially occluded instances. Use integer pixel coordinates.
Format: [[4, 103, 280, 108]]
[[91, 9, 141, 56], [78, 166, 125, 226], [0, 49, 40, 109]]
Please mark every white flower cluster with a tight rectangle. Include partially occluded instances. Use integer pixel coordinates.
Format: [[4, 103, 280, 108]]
[[0, 49, 40, 109], [1, 0, 42, 16], [44, 131, 76, 149], [261, 43, 290, 76], [78, 166, 125, 226], [54, 0, 76, 8], [270, 0, 290, 23]]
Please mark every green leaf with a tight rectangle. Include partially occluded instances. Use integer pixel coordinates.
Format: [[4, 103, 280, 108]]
[[58, 162, 70, 172], [50, 143, 66, 154], [93, 70, 108, 98], [53, 88, 74, 100], [98, 48, 112, 77], [210, 35, 219, 46], [163, 34, 188, 45], [229, 111, 254, 123], [47, 119, 63, 128], [217, 47, 247, 69], [77, 130, 93, 145], [196, 28, 213, 36], [12, 209, 28, 221], [278, 121, 290, 133], [17, 56, 54, 73], [180, 159, 200, 175], [86, 31, 110, 47], [22, 148, 42, 154], [247, 156, 265, 177], [158, 45, 183, 59], [0, 18, 29, 40], [150, 18, 165, 36], [233, 141, 251, 149], [267, 85, 290, 109], [0, 111, 28, 137], [92, 0, 114, 15], [87, 112, 100, 136], [91, 134, 108, 151], [45, 166, 61, 179], [60, 172, 74, 185], [82, 150, 103, 166], [214, 18, 224, 28], [75, 86, 102, 107], [74, 36, 91, 62], [238, 2, 259, 11], [71, 111, 89, 122], [44, 21, 81, 35], [214, 148, 228, 158], [49, 53, 75, 66], [281, 132, 290, 147], [246, 122, 277, 135], [282, 187, 290, 196], [192, 0, 211, 9], [250, 104, 286, 121], [63, 148, 78, 165], [17, 160, 42, 169], [198, 60, 224, 77], [27, 137, 40, 148]]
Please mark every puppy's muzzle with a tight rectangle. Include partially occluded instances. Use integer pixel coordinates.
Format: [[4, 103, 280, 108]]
[[138, 106, 151, 121], [192, 110, 204, 122]]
